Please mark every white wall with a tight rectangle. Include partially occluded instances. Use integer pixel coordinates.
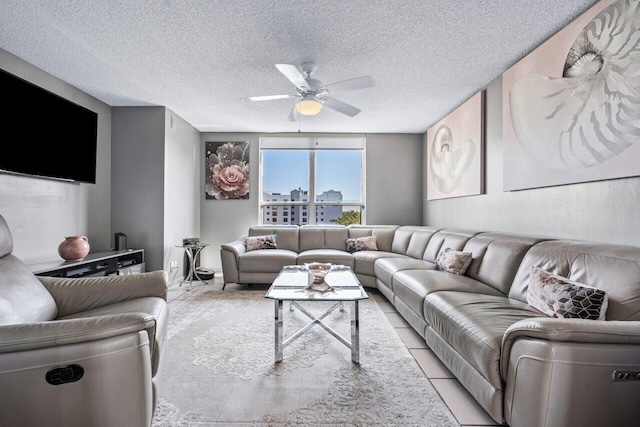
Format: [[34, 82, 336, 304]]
[[423, 76, 640, 245], [0, 49, 112, 264]]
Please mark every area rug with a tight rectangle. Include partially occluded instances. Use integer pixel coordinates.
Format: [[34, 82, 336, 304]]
[[152, 289, 459, 426]]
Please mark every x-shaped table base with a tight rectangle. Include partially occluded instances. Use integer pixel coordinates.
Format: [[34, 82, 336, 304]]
[[274, 299, 361, 364]]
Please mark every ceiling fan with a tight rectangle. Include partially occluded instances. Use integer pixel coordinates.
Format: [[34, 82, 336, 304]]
[[241, 62, 375, 120]]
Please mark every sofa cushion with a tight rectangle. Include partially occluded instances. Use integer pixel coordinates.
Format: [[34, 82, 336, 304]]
[[249, 226, 299, 252], [424, 292, 542, 388], [423, 229, 479, 262], [60, 296, 168, 377], [347, 225, 398, 252], [0, 254, 58, 326], [509, 240, 640, 321], [462, 232, 547, 295], [239, 249, 298, 273], [299, 225, 348, 251], [297, 249, 354, 268], [393, 270, 504, 317], [527, 266, 608, 320], [352, 251, 406, 276], [374, 257, 435, 289]]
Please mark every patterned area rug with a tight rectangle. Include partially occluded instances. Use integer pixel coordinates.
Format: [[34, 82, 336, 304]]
[[152, 289, 458, 426]]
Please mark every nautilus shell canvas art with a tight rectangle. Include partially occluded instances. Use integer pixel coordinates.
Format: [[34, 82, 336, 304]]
[[427, 91, 484, 200], [503, 0, 640, 191], [205, 141, 250, 200]]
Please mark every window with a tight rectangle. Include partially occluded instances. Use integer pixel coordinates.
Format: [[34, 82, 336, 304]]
[[260, 135, 365, 225]]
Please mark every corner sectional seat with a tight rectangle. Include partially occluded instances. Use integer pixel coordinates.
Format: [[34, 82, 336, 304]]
[[221, 224, 640, 427]]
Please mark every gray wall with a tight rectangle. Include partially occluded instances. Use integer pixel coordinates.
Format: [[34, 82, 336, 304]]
[[366, 134, 423, 225], [200, 132, 423, 272], [0, 49, 112, 264], [164, 108, 200, 281], [111, 107, 166, 271], [423, 76, 640, 246]]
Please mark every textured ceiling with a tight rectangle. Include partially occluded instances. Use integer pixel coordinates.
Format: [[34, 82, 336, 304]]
[[0, 0, 599, 133]]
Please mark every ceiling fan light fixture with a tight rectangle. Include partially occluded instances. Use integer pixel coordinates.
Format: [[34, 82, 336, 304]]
[[296, 98, 323, 116]]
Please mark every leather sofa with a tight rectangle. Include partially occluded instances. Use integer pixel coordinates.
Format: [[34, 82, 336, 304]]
[[0, 215, 169, 427], [222, 224, 640, 427]]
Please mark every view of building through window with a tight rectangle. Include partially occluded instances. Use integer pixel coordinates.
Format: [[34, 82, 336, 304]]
[[261, 149, 363, 225]]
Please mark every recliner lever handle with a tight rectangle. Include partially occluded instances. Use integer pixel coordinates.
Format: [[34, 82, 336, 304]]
[[46, 364, 84, 385]]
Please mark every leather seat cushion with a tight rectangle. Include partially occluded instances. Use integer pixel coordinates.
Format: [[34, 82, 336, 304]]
[[239, 249, 298, 273], [352, 251, 406, 276], [297, 249, 354, 268], [60, 296, 168, 377], [423, 292, 542, 388], [374, 257, 435, 289], [393, 270, 505, 318]]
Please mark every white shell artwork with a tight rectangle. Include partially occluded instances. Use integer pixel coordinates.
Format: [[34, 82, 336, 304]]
[[430, 125, 476, 194], [427, 91, 483, 200], [509, 0, 640, 171]]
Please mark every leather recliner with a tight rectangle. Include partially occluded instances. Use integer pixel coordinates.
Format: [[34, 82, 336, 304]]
[[0, 215, 169, 427]]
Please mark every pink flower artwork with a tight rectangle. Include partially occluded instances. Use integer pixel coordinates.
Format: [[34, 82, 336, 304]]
[[205, 141, 250, 200]]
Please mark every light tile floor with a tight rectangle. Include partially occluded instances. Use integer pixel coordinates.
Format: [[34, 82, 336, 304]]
[[165, 274, 501, 426]]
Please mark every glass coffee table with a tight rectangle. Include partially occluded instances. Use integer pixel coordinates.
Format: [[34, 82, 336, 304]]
[[265, 265, 369, 364]]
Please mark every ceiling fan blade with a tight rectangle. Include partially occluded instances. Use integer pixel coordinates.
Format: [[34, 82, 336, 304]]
[[321, 97, 361, 117], [287, 106, 298, 121], [320, 76, 375, 93], [275, 64, 310, 90], [242, 94, 299, 102]]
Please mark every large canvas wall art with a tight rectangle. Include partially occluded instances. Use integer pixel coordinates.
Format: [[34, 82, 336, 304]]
[[427, 91, 484, 200], [205, 141, 250, 200], [503, 0, 640, 191]]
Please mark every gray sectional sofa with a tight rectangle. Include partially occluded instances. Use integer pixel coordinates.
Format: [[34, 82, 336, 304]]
[[221, 224, 640, 427]]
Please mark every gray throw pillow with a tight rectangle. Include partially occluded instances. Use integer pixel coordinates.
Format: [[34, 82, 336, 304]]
[[527, 266, 608, 320], [346, 236, 378, 253], [434, 248, 472, 275], [245, 234, 277, 251]]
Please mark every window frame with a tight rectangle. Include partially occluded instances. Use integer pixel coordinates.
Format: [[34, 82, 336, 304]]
[[259, 134, 366, 225]]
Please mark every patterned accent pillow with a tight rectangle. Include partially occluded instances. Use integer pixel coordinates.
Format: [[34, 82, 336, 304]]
[[245, 234, 277, 251], [527, 266, 608, 320], [434, 248, 472, 275], [346, 236, 378, 253]]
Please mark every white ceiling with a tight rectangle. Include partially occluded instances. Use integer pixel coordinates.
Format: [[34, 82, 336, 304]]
[[0, 0, 599, 134]]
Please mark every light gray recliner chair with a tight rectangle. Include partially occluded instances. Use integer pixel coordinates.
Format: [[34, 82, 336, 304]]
[[0, 215, 168, 427]]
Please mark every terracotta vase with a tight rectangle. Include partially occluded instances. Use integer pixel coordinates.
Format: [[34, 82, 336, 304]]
[[58, 236, 90, 261]]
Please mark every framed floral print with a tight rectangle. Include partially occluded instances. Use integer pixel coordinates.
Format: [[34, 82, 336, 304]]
[[205, 141, 250, 200]]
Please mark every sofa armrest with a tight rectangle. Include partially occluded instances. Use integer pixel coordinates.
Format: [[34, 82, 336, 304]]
[[221, 238, 247, 257], [38, 271, 168, 317], [501, 317, 640, 377], [0, 313, 157, 354], [220, 238, 247, 284]]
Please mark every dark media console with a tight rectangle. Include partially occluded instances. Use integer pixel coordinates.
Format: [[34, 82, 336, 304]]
[[29, 249, 145, 278]]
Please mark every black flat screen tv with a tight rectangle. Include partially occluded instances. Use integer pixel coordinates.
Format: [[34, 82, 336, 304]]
[[0, 68, 98, 184]]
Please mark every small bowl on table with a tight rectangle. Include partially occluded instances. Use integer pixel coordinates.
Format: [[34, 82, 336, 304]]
[[305, 262, 332, 284]]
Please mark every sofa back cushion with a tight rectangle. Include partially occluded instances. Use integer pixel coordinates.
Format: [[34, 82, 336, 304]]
[[347, 225, 398, 252], [248, 225, 299, 252], [299, 225, 348, 251], [422, 229, 479, 262], [509, 240, 640, 321], [0, 215, 58, 325], [462, 232, 548, 295]]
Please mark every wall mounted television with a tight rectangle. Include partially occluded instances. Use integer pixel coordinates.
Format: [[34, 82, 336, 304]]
[[0, 68, 98, 184]]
